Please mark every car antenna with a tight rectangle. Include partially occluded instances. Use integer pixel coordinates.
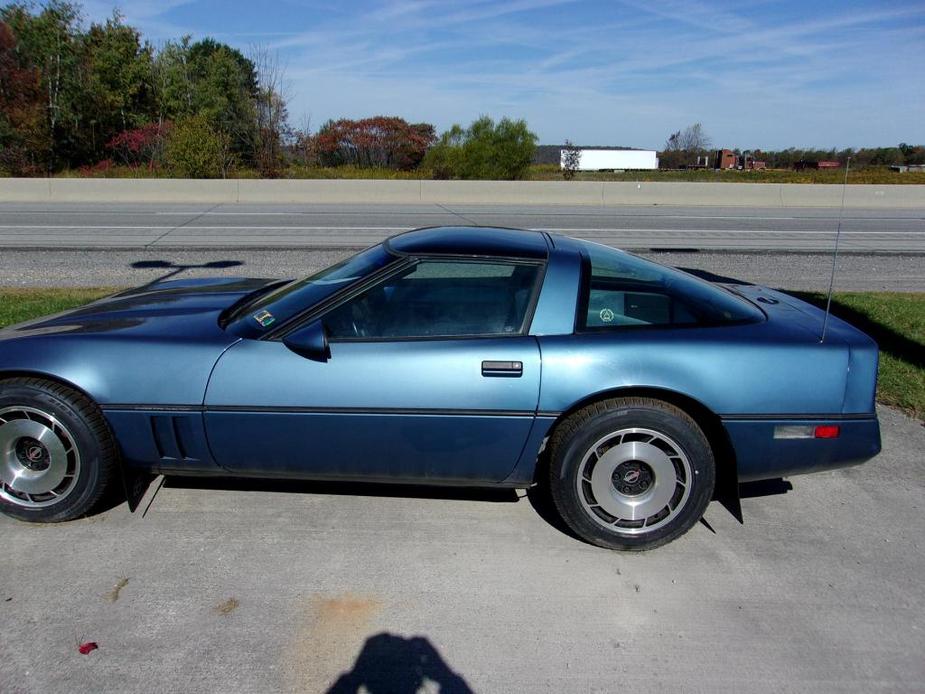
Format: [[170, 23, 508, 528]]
[[820, 156, 850, 343]]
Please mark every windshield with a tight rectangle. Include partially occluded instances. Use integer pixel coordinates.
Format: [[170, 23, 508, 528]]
[[229, 245, 394, 336]]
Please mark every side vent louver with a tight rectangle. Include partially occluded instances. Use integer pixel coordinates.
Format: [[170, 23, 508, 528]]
[[149, 415, 200, 462]]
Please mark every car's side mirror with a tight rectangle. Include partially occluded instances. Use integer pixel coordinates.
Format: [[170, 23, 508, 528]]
[[282, 320, 330, 362]]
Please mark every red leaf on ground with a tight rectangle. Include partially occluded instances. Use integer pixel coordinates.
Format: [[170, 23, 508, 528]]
[[78, 642, 98, 655]]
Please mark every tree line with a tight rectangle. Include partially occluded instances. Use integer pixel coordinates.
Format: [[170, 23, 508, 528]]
[[0, 1, 538, 179], [0, 1, 292, 176], [1, 3, 919, 179], [660, 123, 924, 169]]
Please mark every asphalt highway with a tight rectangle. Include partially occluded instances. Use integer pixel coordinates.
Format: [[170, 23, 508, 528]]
[[1, 247, 922, 292], [0, 202, 922, 291], [0, 202, 923, 252]]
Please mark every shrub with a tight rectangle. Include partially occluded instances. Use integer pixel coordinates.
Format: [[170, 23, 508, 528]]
[[106, 122, 172, 169], [163, 115, 233, 178], [561, 140, 581, 180], [0, 138, 44, 176], [422, 125, 465, 179], [313, 116, 436, 170], [422, 116, 537, 180], [77, 158, 115, 177]]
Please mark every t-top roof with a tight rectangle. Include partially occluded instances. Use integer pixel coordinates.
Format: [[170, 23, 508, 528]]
[[386, 226, 549, 260]]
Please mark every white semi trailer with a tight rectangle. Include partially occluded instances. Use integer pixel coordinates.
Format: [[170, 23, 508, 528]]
[[562, 148, 659, 171]]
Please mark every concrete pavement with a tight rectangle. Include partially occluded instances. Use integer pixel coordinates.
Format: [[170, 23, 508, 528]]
[[0, 405, 923, 693]]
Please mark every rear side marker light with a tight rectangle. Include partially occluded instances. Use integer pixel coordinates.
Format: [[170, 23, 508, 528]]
[[774, 425, 812, 439], [774, 424, 841, 439]]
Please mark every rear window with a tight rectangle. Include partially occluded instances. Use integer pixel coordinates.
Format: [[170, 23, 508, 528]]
[[578, 244, 763, 330]]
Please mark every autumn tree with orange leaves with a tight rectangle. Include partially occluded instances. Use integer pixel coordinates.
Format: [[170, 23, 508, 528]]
[[0, 20, 46, 174], [314, 116, 437, 170]]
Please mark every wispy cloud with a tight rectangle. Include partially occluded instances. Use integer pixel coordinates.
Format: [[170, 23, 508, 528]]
[[80, 0, 197, 38], [72, 0, 925, 147]]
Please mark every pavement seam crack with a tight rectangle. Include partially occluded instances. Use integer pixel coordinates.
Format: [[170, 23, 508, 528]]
[[145, 203, 222, 248], [436, 203, 481, 226]]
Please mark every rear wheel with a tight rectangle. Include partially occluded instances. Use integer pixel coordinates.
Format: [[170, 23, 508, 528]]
[[0, 378, 117, 522], [548, 397, 715, 550]]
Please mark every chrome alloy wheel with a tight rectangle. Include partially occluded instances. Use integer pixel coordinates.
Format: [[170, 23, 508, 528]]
[[0, 406, 81, 508], [576, 427, 692, 534]]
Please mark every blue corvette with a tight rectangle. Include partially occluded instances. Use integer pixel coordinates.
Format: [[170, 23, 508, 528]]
[[0, 226, 880, 549]]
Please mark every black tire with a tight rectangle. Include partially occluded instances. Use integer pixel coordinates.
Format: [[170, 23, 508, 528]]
[[547, 397, 715, 551], [0, 377, 118, 522]]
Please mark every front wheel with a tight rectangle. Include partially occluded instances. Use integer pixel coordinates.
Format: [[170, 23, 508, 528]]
[[0, 378, 118, 522], [548, 397, 715, 551]]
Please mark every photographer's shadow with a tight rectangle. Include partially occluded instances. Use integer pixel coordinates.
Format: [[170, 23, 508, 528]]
[[327, 632, 472, 694], [130, 259, 244, 284]]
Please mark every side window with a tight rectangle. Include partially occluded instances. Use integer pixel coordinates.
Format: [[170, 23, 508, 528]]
[[585, 287, 698, 328], [323, 260, 541, 339], [579, 244, 761, 330]]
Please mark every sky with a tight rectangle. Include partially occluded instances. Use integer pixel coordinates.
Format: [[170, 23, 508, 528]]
[[77, 0, 925, 150]]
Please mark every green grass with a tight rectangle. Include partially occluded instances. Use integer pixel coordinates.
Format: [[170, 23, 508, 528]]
[[527, 164, 925, 184], [0, 288, 115, 328], [42, 163, 925, 184], [282, 165, 425, 180], [787, 292, 925, 420], [0, 288, 921, 420]]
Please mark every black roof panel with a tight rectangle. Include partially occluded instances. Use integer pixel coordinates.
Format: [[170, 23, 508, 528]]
[[387, 226, 549, 260]]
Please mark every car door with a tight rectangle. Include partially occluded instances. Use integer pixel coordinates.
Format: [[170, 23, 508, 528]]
[[204, 258, 544, 483]]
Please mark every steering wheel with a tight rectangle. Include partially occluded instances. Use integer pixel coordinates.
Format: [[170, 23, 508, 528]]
[[349, 300, 374, 338]]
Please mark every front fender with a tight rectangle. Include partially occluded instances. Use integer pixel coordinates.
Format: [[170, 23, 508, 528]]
[[0, 335, 226, 406]]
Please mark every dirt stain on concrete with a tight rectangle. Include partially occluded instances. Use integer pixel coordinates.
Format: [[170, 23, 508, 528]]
[[283, 593, 383, 692], [215, 597, 240, 615], [106, 577, 129, 603], [314, 595, 381, 629]]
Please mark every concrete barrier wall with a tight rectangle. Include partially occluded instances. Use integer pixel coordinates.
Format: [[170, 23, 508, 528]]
[[237, 179, 422, 204], [3, 177, 925, 207], [420, 180, 606, 205], [1, 178, 53, 202], [50, 178, 238, 203]]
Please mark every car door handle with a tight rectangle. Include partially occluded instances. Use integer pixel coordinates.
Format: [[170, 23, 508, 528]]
[[481, 360, 523, 377]]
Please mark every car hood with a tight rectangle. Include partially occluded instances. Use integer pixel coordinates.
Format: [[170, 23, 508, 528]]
[[0, 277, 283, 342]]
